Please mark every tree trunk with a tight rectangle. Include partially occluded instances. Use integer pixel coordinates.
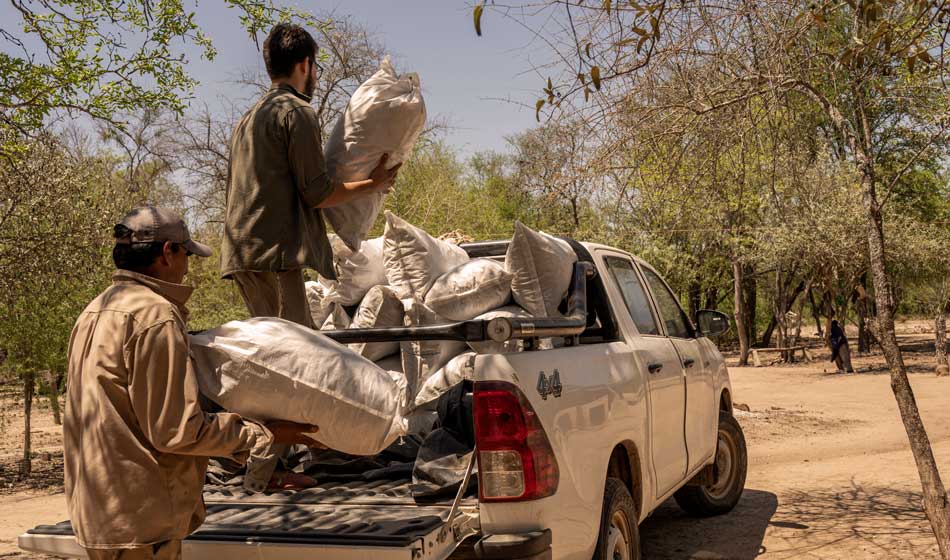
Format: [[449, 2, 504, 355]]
[[45, 370, 63, 426], [761, 316, 777, 348], [856, 273, 872, 353], [937, 312, 948, 368], [817, 290, 835, 350], [742, 266, 757, 347], [789, 280, 809, 350], [20, 372, 35, 477], [704, 286, 720, 311], [733, 258, 750, 366], [687, 281, 702, 322], [763, 279, 805, 350], [860, 161, 950, 557], [808, 288, 824, 338], [774, 271, 788, 361]]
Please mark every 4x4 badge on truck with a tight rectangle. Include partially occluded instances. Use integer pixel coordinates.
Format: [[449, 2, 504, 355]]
[[537, 370, 563, 400]]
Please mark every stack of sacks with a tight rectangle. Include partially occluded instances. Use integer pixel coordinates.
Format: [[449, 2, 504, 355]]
[[321, 303, 351, 330], [505, 222, 578, 350], [320, 234, 388, 305], [425, 258, 513, 321], [305, 234, 385, 327], [305, 215, 579, 407], [382, 212, 470, 396], [506, 221, 578, 317], [306, 235, 403, 361], [305, 281, 335, 327], [349, 285, 403, 361]]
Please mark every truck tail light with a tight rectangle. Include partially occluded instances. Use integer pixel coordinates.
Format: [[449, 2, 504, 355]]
[[474, 380, 559, 502]]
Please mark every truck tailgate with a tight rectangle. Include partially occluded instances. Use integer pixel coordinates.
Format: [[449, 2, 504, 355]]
[[20, 481, 478, 560]]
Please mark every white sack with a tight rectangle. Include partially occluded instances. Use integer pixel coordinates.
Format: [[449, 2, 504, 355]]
[[383, 212, 469, 302], [414, 352, 476, 408], [320, 235, 387, 305], [506, 222, 577, 317], [190, 317, 408, 456], [305, 281, 335, 327], [349, 285, 403, 361], [401, 300, 467, 398], [321, 302, 352, 331], [323, 58, 426, 251], [468, 305, 532, 354], [425, 258, 513, 321]]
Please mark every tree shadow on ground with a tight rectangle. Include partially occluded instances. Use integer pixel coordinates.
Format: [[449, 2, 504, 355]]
[[640, 488, 777, 559], [640, 482, 938, 559], [847, 361, 938, 376], [760, 481, 937, 559], [0, 452, 63, 496]]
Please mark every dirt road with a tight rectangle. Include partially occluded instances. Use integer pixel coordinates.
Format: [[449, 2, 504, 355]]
[[2, 336, 948, 559], [641, 343, 950, 559]]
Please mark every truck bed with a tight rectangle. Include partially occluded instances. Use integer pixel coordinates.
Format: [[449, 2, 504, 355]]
[[21, 480, 479, 559]]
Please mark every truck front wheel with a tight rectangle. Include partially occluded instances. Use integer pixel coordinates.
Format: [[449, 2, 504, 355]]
[[593, 477, 640, 560], [674, 412, 748, 517]]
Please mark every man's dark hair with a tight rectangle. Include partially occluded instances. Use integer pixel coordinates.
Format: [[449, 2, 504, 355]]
[[263, 23, 317, 79], [112, 224, 180, 273]]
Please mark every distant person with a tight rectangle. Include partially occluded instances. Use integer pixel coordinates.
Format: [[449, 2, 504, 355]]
[[65, 207, 316, 560], [221, 23, 399, 491], [829, 319, 855, 373]]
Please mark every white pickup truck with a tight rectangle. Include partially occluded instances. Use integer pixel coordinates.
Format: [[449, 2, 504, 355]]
[[20, 239, 746, 560]]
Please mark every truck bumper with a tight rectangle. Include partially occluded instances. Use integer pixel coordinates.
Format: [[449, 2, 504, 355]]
[[474, 529, 552, 560]]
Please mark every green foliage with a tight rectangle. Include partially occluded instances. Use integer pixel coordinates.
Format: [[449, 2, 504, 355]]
[[0, 133, 136, 379], [0, 1, 323, 155], [185, 229, 249, 332]]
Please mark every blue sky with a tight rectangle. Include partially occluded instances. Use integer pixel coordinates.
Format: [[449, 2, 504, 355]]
[[228, 2, 544, 154], [1, 1, 549, 156], [0, 2, 549, 154]]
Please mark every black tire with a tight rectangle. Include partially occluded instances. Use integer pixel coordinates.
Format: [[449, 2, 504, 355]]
[[674, 412, 747, 517], [592, 477, 641, 560]]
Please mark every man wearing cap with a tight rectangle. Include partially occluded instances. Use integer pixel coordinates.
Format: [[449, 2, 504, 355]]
[[64, 206, 317, 559], [221, 22, 399, 326]]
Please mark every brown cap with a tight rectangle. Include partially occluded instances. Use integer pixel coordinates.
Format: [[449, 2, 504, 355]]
[[114, 206, 212, 258]]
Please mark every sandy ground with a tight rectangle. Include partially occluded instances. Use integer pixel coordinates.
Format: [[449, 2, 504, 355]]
[[1, 324, 948, 559], [640, 329, 950, 559]]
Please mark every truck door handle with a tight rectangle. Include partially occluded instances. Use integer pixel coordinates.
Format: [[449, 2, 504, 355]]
[[683, 358, 696, 368], [647, 362, 663, 374]]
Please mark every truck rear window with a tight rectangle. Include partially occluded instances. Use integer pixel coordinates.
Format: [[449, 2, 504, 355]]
[[604, 256, 660, 336]]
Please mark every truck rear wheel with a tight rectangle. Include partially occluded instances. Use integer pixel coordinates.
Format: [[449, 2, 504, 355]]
[[674, 412, 747, 516], [593, 477, 640, 560]]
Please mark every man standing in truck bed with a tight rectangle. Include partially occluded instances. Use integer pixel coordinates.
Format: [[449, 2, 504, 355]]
[[221, 23, 399, 490], [221, 23, 398, 324]]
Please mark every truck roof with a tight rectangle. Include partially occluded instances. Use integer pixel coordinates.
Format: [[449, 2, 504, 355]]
[[459, 239, 633, 262]]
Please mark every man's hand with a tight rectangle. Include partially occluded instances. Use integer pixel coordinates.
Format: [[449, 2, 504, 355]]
[[265, 420, 324, 448], [316, 153, 403, 208], [368, 153, 402, 193]]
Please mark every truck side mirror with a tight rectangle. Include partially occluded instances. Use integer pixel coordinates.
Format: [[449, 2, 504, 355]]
[[696, 310, 730, 338]]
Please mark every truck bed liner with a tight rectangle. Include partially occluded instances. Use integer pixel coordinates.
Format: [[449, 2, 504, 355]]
[[26, 481, 476, 548], [204, 480, 420, 505]]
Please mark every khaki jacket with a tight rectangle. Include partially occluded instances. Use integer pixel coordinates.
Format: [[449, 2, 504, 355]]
[[64, 270, 273, 549]]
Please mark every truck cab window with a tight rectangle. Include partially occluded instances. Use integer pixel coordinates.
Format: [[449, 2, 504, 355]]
[[640, 267, 693, 339], [604, 257, 660, 336]]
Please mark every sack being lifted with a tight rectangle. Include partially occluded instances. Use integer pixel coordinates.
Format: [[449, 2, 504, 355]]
[[323, 58, 426, 252], [190, 317, 408, 456]]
